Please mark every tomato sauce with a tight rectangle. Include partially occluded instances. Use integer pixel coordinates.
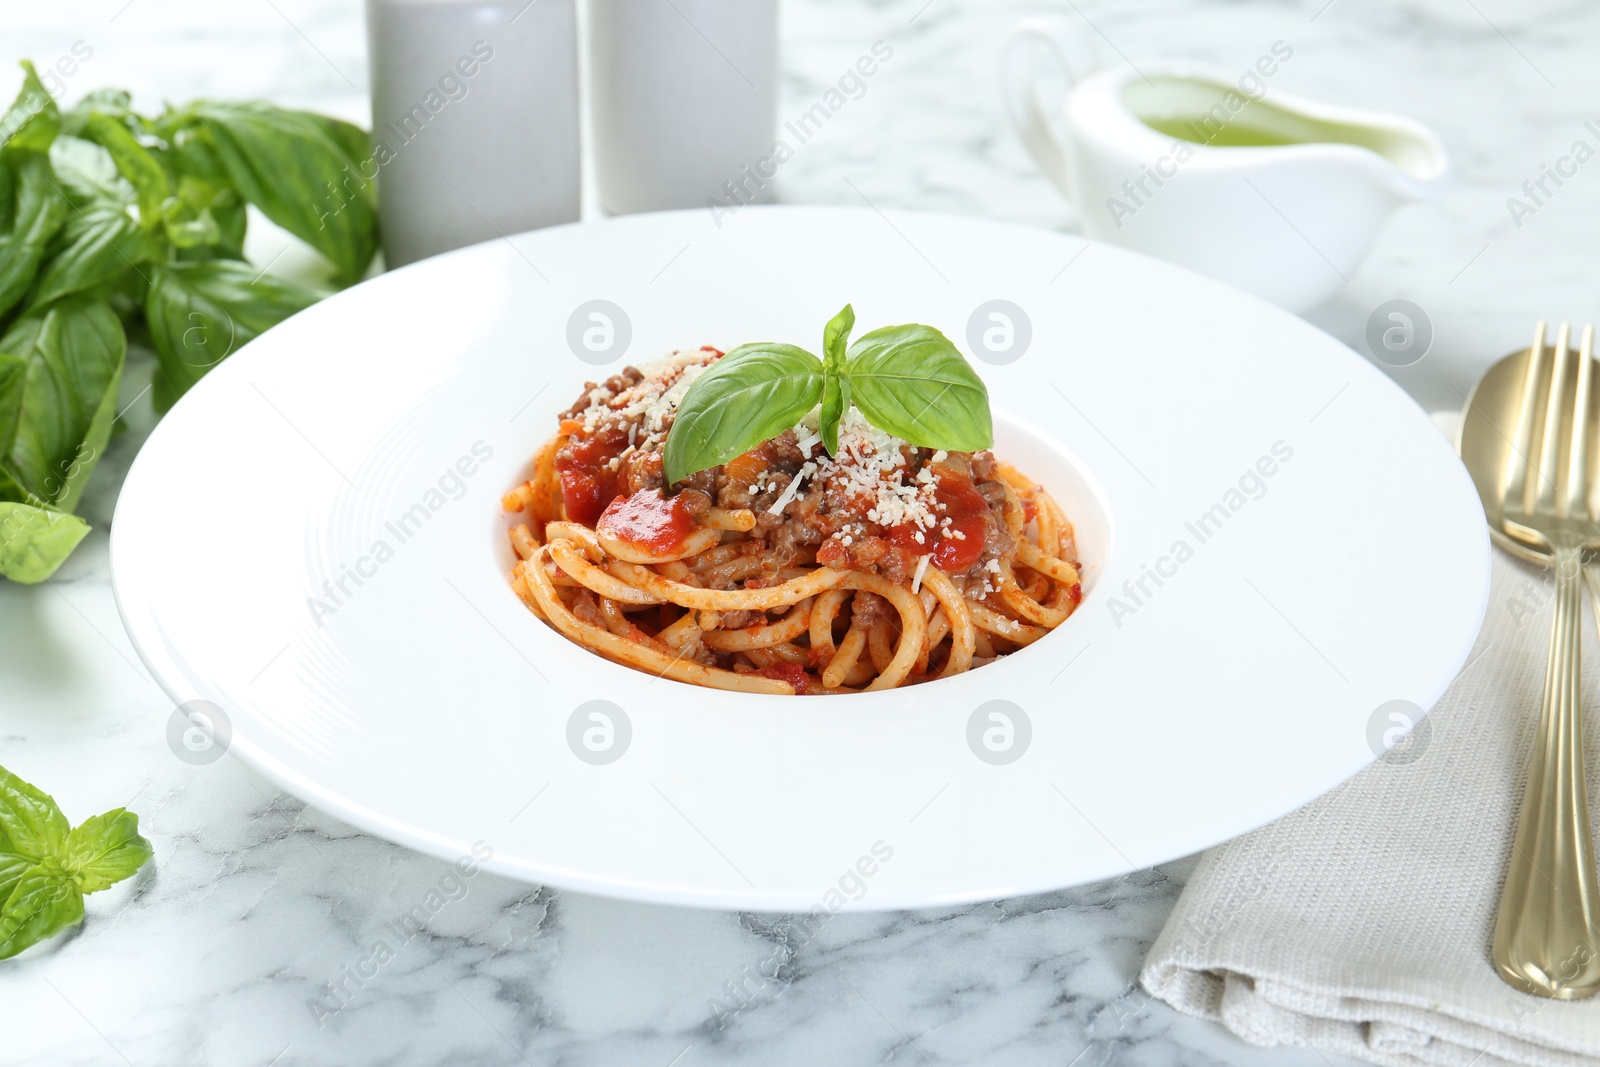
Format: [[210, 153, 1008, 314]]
[[888, 465, 988, 573], [555, 426, 627, 526], [755, 661, 814, 694], [597, 488, 698, 555]]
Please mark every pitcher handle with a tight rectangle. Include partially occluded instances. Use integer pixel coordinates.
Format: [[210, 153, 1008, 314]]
[[1001, 17, 1099, 202]]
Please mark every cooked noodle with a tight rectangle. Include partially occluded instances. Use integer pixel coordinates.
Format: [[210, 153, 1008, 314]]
[[501, 347, 1083, 694]]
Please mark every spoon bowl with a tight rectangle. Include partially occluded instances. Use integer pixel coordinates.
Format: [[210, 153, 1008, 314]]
[[1459, 341, 1600, 566]]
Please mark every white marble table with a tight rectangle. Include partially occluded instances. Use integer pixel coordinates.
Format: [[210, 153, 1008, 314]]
[[5, 0, 1590, 1063]]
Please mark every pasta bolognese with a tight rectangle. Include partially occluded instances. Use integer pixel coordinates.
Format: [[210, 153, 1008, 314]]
[[503, 345, 1083, 695]]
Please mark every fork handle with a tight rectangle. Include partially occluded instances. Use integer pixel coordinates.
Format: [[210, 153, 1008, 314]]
[[1493, 542, 1600, 998]]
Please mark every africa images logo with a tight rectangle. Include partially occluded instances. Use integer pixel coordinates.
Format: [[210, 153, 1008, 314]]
[[307, 441, 494, 625], [1104, 441, 1294, 627]]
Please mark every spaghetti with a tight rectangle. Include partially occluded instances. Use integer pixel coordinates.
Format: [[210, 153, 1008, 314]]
[[503, 347, 1083, 695]]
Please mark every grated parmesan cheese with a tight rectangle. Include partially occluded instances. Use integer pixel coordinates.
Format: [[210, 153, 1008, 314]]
[[571, 353, 956, 539], [766, 461, 815, 515], [761, 408, 943, 529], [911, 554, 931, 593], [574, 348, 720, 453]]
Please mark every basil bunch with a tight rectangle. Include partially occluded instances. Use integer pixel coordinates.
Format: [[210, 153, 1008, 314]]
[[0, 61, 378, 583], [662, 305, 993, 485], [0, 764, 152, 960]]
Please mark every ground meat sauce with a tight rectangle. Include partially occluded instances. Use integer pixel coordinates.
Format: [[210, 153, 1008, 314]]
[[554, 349, 1017, 587]]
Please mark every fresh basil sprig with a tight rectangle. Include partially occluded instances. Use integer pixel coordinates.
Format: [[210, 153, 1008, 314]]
[[661, 305, 993, 485], [0, 764, 152, 960], [0, 59, 376, 583]]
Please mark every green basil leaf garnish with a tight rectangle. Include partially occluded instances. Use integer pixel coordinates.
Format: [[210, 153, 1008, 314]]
[[168, 184, 247, 262], [63, 809, 152, 893], [0, 62, 375, 582], [0, 295, 125, 511], [662, 310, 995, 482], [160, 175, 243, 254], [162, 202, 222, 249], [46, 131, 132, 203], [188, 101, 377, 285], [165, 122, 231, 187], [0, 765, 152, 959], [0, 502, 90, 583], [819, 303, 853, 455], [1, 61, 60, 154], [0, 766, 70, 861], [311, 114, 379, 211], [0, 851, 31, 904], [663, 342, 823, 486], [30, 136, 163, 308], [0, 863, 83, 961], [204, 189, 248, 259], [145, 260, 322, 411], [846, 323, 992, 451], [82, 112, 169, 229], [83, 265, 151, 322], [0, 152, 67, 319], [60, 89, 133, 138]]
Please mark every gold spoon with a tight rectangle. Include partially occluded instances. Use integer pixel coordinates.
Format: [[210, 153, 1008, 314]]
[[1460, 321, 1600, 999]]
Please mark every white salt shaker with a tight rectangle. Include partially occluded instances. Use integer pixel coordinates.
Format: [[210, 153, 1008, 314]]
[[366, 0, 580, 268], [588, 0, 779, 215]]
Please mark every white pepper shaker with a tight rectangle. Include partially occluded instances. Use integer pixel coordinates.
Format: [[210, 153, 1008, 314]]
[[588, 0, 779, 215], [366, 0, 580, 268]]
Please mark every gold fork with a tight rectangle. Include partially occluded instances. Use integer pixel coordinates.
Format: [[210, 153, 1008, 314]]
[[1491, 321, 1600, 998]]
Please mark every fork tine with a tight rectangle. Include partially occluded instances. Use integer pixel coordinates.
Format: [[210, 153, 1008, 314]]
[[1568, 324, 1593, 519], [1492, 322, 1600, 1001], [1508, 321, 1548, 515], [1535, 322, 1572, 515]]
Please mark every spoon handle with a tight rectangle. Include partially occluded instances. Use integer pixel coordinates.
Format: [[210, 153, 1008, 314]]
[[1493, 543, 1600, 998]]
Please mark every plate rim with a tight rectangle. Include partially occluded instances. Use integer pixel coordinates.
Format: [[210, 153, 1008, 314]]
[[110, 204, 1491, 909]]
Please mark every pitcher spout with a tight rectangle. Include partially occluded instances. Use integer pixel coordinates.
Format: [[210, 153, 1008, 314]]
[[1358, 116, 1453, 202]]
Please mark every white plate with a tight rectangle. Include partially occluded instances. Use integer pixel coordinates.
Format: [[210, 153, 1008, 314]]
[[112, 206, 1488, 910]]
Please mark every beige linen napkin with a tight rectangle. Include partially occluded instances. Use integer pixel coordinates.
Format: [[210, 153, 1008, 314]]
[[1140, 529, 1600, 1064]]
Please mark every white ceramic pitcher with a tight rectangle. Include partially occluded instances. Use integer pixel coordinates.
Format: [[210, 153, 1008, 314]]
[[1003, 18, 1452, 313]]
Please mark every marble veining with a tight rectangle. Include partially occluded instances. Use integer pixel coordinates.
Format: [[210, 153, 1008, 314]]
[[4, 0, 1584, 1062]]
